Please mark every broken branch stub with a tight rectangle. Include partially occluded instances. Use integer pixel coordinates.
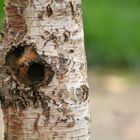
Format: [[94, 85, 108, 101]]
[[5, 42, 54, 87]]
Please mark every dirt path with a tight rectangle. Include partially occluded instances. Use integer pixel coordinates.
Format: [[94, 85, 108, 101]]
[[89, 71, 140, 140]]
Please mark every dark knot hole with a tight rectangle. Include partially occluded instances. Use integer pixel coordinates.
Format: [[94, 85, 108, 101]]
[[12, 46, 25, 58], [27, 63, 45, 82]]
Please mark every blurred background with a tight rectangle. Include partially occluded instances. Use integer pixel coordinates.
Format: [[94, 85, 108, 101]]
[[0, 0, 140, 140]]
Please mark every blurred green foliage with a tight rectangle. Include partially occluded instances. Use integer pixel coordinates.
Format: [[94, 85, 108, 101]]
[[0, 0, 140, 70], [0, 0, 4, 30], [82, 0, 140, 69]]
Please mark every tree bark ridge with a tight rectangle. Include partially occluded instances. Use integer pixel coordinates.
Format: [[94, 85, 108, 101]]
[[0, 0, 90, 139]]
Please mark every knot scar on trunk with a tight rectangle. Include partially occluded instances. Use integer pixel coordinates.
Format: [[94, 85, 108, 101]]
[[5, 42, 54, 87]]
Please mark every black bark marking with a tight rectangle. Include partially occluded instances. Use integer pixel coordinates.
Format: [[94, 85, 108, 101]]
[[63, 31, 70, 42], [4, 132, 7, 140], [0, 32, 4, 42], [66, 1, 74, 15], [27, 62, 45, 82], [81, 85, 89, 101], [9, 46, 25, 58], [46, 4, 53, 17], [6, 44, 26, 62], [68, 49, 74, 53]]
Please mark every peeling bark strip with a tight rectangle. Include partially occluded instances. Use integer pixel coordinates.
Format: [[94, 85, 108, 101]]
[[0, 0, 90, 140], [3, 0, 28, 45]]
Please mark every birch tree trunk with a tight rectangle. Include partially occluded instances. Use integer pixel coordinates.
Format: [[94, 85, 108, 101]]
[[0, 0, 90, 140]]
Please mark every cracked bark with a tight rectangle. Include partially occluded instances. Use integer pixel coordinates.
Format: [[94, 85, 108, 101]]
[[0, 0, 90, 140]]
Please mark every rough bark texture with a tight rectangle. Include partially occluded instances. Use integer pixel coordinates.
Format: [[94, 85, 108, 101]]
[[0, 0, 90, 140]]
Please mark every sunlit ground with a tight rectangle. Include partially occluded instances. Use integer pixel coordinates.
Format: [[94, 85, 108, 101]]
[[89, 70, 140, 140], [0, 71, 140, 140]]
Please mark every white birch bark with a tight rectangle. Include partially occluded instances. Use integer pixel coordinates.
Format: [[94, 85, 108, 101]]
[[0, 0, 90, 140]]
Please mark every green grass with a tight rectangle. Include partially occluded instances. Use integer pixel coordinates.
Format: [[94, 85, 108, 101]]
[[0, 0, 140, 70], [0, 0, 4, 31]]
